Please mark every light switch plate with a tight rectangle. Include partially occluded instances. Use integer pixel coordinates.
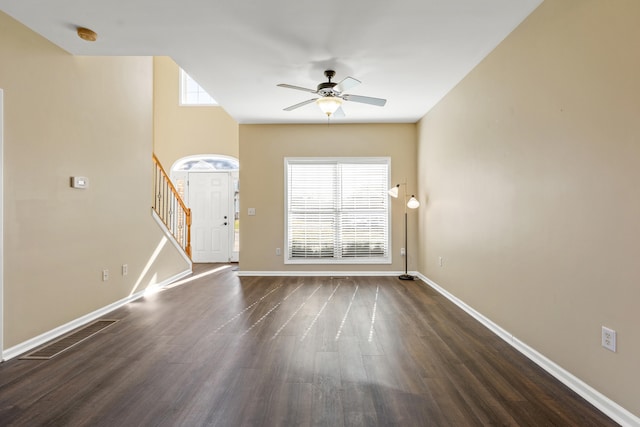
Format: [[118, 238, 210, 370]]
[[70, 176, 89, 189]]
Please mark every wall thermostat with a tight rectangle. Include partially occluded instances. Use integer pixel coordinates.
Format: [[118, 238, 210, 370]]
[[70, 176, 89, 189]]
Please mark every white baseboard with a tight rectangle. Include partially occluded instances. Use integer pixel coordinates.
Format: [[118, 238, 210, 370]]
[[418, 273, 640, 427], [2, 268, 192, 362], [237, 270, 418, 277]]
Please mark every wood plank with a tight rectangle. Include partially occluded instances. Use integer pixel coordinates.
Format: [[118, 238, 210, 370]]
[[0, 266, 619, 426], [312, 351, 345, 426]]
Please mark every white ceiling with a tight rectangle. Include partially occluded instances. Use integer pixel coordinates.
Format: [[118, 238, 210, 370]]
[[0, 0, 541, 124]]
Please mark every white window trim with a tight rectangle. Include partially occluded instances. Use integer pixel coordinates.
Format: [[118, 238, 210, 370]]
[[284, 157, 392, 265]]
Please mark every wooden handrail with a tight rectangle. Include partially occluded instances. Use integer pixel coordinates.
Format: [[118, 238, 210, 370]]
[[152, 154, 192, 258], [152, 154, 189, 213]]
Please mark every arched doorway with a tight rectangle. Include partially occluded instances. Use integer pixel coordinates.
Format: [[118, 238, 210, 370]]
[[170, 155, 239, 263]]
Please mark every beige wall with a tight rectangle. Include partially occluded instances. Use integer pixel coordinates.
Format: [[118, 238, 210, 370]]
[[239, 123, 417, 273], [1, 12, 189, 348], [417, 0, 640, 416], [153, 56, 239, 169]]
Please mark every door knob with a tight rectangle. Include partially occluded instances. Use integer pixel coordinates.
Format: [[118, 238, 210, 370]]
[[223, 222, 228, 226]]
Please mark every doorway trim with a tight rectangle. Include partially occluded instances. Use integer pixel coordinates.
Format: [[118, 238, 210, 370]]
[[170, 154, 239, 262], [1, 88, 5, 360]]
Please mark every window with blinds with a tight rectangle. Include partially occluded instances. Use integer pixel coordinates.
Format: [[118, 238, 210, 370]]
[[285, 158, 391, 264]]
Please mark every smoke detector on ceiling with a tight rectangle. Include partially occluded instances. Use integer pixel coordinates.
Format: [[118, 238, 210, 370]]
[[76, 27, 97, 42]]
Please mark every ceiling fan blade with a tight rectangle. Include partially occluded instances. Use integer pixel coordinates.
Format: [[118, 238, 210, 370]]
[[277, 83, 317, 94], [332, 106, 346, 118], [283, 98, 318, 111], [342, 94, 387, 107], [335, 76, 361, 93]]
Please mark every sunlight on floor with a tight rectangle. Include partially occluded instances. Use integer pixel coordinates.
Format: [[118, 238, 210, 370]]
[[161, 265, 232, 291], [129, 237, 167, 297]]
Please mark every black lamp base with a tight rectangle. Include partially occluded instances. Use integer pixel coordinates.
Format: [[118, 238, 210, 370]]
[[398, 274, 416, 281]]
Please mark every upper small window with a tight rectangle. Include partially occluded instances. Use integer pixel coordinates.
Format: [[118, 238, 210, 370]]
[[180, 68, 218, 106]]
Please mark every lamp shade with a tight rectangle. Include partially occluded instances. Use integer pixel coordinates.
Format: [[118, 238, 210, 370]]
[[316, 96, 343, 116], [387, 185, 399, 198], [407, 196, 420, 209]]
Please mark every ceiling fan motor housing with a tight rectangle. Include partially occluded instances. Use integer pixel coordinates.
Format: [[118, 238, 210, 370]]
[[317, 81, 338, 96], [317, 69, 338, 96]]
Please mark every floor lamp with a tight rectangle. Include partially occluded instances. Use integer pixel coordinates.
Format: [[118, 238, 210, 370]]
[[388, 183, 420, 280]]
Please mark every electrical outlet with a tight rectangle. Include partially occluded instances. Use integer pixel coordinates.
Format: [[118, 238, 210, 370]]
[[400, 247, 406, 256], [122, 264, 128, 276], [602, 326, 617, 352], [275, 248, 281, 256], [102, 269, 109, 281]]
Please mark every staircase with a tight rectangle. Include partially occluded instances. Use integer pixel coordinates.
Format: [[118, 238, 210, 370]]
[[152, 154, 191, 258]]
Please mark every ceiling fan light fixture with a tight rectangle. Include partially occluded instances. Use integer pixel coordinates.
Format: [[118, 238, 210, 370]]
[[316, 96, 342, 117]]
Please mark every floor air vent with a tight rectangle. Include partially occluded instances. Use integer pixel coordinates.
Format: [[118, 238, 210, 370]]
[[20, 319, 118, 360]]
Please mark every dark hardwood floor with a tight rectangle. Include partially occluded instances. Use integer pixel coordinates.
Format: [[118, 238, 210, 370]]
[[0, 264, 618, 426]]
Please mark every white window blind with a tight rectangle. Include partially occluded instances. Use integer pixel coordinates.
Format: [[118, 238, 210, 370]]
[[285, 158, 390, 264]]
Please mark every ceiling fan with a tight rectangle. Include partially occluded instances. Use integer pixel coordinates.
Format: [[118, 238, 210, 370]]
[[277, 70, 387, 118]]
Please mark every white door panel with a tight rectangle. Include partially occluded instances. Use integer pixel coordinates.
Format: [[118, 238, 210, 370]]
[[188, 172, 230, 262]]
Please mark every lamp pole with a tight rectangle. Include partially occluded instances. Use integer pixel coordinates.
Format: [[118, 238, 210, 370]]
[[399, 208, 413, 280], [389, 182, 420, 281]]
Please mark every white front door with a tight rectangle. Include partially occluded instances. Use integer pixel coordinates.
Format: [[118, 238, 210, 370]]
[[188, 172, 230, 263]]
